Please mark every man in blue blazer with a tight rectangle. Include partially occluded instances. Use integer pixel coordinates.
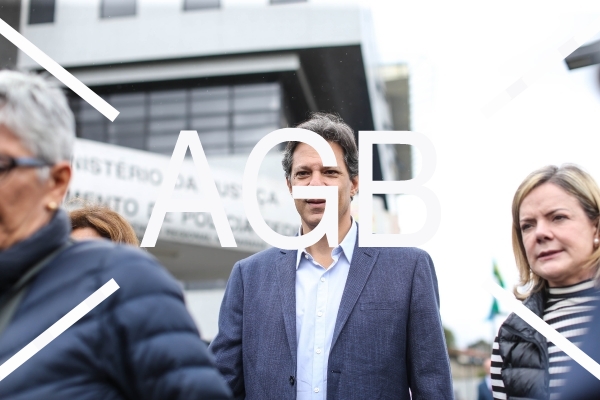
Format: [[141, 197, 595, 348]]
[[210, 113, 453, 399]]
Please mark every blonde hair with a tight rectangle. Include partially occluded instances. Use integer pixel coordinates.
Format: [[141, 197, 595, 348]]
[[512, 164, 600, 299], [70, 203, 139, 246]]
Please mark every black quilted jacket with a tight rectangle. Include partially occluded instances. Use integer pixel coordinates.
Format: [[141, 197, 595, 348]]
[[497, 291, 549, 400], [0, 210, 232, 400]]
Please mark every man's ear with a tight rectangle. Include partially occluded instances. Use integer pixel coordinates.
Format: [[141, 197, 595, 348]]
[[286, 177, 292, 194], [46, 161, 72, 203], [350, 175, 359, 198]]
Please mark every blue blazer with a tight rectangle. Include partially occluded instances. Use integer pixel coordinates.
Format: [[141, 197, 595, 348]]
[[209, 237, 453, 400], [556, 294, 600, 400], [477, 379, 493, 400]]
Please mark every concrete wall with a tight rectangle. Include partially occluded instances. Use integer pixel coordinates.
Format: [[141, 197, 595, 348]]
[[18, 0, 363, 69]]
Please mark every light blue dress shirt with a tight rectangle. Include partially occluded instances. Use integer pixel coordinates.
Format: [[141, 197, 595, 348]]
[[295, 220, 357, 400]]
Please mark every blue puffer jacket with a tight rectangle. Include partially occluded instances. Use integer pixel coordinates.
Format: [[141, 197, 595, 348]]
[[0, 210, 232, 400]]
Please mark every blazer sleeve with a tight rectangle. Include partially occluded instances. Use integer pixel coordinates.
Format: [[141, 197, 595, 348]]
[[406, 251, 454, 399], [556, 300, 600, 399], [209, 261, 246, 399]]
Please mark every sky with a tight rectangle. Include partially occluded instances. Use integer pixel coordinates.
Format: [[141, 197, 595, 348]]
[[361, 0, 600, 347]]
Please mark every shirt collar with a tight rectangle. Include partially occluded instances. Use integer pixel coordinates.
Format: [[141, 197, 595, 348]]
[[295, 218, 357, 269]]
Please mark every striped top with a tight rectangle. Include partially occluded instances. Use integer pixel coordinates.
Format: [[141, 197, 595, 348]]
[[491, 280, 598, 400]]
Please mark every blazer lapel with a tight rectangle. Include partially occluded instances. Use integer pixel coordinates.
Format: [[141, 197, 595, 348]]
[[275, 249, 298, 367], [330, 241, 379, 349]]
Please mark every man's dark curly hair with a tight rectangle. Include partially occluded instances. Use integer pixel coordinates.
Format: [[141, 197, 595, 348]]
[[282, 112, 358, 181]]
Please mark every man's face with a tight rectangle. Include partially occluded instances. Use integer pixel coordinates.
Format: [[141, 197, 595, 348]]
[[286, 141, 358, 233]]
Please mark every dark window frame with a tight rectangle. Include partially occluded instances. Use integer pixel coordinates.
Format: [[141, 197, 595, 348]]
[[183, 0, 220, 11], [270, 0, 307, 4], [100, 0, 136, 19], [28, 0, 56, 25]]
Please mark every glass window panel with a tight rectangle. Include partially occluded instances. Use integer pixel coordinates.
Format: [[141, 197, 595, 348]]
[[234, 94, 279, 112], [190, 115, 229, 131], [231, 143, 256, 154], [150, 89, 186, 104], [191, 98, 229, 115], [149, 119, 187, 136], [79, 123, 106, 141], [150, 89, 187, 119], [109, 92, 145, 107], [29, 0, 55, 24], [197, 131, 229, 147], [233, 83, 280, 113], [191, 86, 229, 101], [108, 121, 144, 138], [150, 102, 186, 118], [233, 126, 277, 146], [114, 135, 145, 150], [184, 0, 220, 11], [116, 105, 145, 120], [101, 0, 136, 18], [203, 146, 230, 156], [147, 133, 180, 152], [78, 105, 105, 123], [234, 83, 279, 97], [234, 112, 279, 128]]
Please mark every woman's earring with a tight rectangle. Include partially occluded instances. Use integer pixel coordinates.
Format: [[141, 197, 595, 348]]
[[46, 201, 58, 211], [594, 237, 599, 248]]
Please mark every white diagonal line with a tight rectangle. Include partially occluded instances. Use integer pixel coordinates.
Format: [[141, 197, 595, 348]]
[[487, 281, 600, 380], [0, 279, 119, 381], [0, 17, 119, 122], [482, 15, 600, 118]]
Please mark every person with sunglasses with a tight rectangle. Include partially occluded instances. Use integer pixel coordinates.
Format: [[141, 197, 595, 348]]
[[0, 71, 231, 399]]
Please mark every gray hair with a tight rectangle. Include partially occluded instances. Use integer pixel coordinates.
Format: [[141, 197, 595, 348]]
[[0, 71, 75, 166], [282, 112, 359, 181]]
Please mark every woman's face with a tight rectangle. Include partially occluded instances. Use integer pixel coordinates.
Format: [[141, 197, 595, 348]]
[[0, 126, 69, 250], [519, 182, 598, 287]]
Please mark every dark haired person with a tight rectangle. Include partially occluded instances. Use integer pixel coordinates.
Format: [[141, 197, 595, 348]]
[[210, 113, 452, 399], [0, 71, 231, 399]]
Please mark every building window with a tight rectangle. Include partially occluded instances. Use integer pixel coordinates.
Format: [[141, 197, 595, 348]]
[[183, 0, 220, 11], [71, 82, 283, 156], [270, 0, 307, 4], [28, 0, 55, 24], [101, 0, 136, 19]]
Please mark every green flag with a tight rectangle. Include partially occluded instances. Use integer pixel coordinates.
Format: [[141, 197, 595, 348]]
[[488, 260, 504, 320]]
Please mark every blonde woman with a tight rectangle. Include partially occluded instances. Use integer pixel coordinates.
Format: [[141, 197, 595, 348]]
[[491, 164, 600, 400]]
